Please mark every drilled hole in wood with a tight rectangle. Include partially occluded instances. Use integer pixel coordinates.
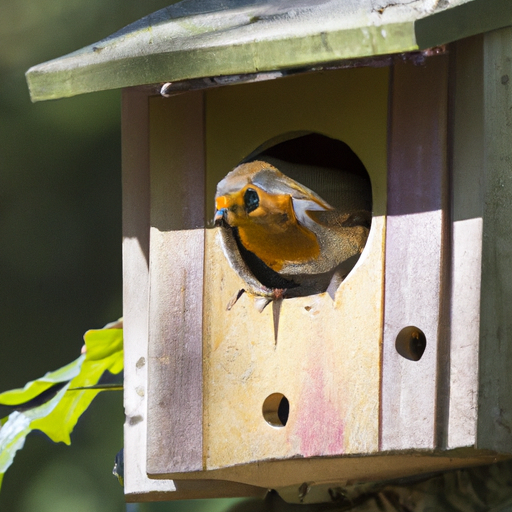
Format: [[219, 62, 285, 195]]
[[262, 393, 289, 427], [395, 326, 426, 361]]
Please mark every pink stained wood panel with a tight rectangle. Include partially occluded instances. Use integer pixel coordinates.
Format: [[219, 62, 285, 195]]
[[146, 91, 206, 475], [202, 68, 389, 470], [381, 54, 449, 451]]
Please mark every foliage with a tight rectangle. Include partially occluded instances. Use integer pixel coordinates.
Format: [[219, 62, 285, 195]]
[[0, 320, 123, 491]]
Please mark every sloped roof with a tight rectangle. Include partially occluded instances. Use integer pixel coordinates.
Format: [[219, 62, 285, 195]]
[[26, 0, 511, 102]]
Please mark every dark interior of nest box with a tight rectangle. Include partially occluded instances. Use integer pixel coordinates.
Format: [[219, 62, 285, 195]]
[[242, 132, 373, 215]]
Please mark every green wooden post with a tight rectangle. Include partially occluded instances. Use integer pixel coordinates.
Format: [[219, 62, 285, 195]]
[[478, 26, 512, 453]]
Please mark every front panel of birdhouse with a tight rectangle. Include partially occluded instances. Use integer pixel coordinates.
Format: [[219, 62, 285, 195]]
[[203, 67, 387, 469], [145, 65, 388, 478]]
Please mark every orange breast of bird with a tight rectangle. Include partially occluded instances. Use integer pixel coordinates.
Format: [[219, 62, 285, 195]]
[[235, 191, 321, 272]]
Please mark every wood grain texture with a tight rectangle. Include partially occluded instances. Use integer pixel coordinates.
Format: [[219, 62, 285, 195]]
[[447, 36, 484, 449], [152, 448, 510, 491], [122, 88, 263, 500], [121, 87, 177, 497], [146, 92, 205, 474], [477, 26, 512, 453], [381, 55, 449, 451], [203, 219, 384, 467], [202, 68, 388, 468]]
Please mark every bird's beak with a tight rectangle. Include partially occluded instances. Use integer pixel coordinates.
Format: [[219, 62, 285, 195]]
[[214, 208, 227, 226], [214, 196, 229, 226]]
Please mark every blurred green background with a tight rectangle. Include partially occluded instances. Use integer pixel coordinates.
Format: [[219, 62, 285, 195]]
[[0, 1, 260, 511]]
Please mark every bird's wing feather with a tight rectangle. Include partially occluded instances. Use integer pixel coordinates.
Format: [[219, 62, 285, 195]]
[[291, 197, 329, 229], [253, 169, 332, 208], [305, 209, 372, 229]]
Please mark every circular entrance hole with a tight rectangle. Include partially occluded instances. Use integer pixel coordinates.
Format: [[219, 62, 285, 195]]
[[217, 132, 373, 298], [395, 326, 427, 361], [262, 393, 289, 427]]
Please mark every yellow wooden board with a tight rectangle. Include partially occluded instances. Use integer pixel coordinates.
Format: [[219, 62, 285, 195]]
[[203, 67, 388, 468], [205, 67, 387, 217]]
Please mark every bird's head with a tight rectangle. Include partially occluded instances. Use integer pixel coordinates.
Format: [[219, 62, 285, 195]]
[[213, 159, 371, 306], [214, 183, 298, 234], [214, 161, 330, 231]]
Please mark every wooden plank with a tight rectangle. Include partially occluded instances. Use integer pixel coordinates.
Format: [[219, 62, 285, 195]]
[[146, 92, 205, 474], [121, 87, 177, 497], [447, 35, 484, 449], [127, 479, 266, 503], [477, 26, 512, 453], [381, 55, 449, 451], [151, 449, 510, 491], [202, 67, 388, 468]]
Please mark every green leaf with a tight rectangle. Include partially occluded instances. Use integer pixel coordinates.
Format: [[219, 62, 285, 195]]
[[0, 412, 31, 477], [0, 384, 69, 489], [68, 383, 123, 391], [30, 327, 123, 444], [0, 321, 123, 491]]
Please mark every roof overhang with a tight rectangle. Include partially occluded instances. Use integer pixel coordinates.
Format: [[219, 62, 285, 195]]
[[26, 0, 512, 102]]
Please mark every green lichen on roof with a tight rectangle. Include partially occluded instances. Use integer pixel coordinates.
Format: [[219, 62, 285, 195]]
[[26, 0, 512, 102]]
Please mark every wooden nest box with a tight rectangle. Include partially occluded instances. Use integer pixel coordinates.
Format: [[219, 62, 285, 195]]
[[26, 0, 512, 504]]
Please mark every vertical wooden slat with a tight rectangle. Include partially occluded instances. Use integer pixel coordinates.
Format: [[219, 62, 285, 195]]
[[122, 87, 177, 498], [146, 92, 205, 474], [203, 68, 388, 468], [477, 27, 512, 453], [447, 36, 484, 449], [381, 55, 449, 451]]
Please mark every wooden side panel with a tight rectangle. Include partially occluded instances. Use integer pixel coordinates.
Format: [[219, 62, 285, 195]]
[[477, 27, 512, 453], [146, 92, 205, 474], [381, 55, 449, 450], [447, 36, 484, 449], [121, 88, 177, 497], [203, 67, 388, 468]]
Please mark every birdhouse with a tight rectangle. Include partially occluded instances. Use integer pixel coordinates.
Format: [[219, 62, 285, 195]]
[[26, 0, 512, 505]]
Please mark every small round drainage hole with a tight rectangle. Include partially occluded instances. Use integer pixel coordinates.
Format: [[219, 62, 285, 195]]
[[395, 326, 427, 361], [262, 393, 289, 427]]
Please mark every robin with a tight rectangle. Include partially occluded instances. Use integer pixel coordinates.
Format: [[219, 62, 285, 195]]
[[214, 160, 370, 310]]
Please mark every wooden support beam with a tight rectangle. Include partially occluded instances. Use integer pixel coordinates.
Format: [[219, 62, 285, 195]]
[[381, 54, 449, 450], [122, 87, 177, 498], [477, 26, 512, 453], [146, 92, 206, 474], [447, 35, 484, 450]]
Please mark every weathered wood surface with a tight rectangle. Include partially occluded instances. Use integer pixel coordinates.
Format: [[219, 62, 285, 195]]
[[146, 92, 205, 474], [202, 67, 388, 468], [447, 35, 483, 449], [123, 89, 272, 500], [121, 87, 177, 498], [381, 55, 449, 451], [477, 26, 512, 453], [130, 44, 512, 496], [27, 0, 512, 103], [154, 448, 509, 491]]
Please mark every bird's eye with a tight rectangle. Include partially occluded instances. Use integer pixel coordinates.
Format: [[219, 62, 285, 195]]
[[244, 188, 259, 213]]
